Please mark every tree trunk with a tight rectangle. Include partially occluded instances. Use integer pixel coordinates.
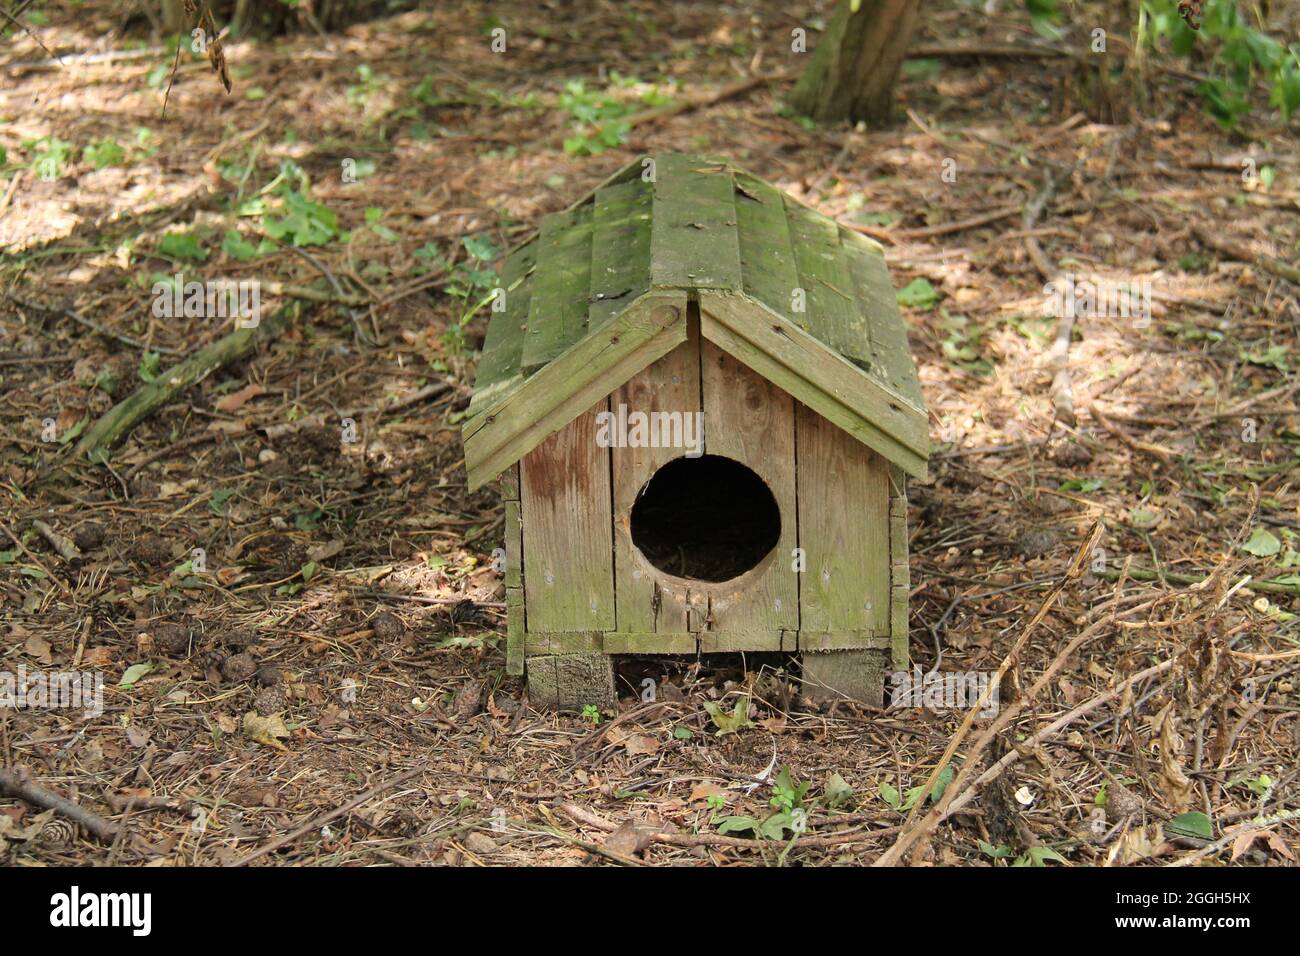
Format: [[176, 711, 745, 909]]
[[787, 0, 922, 126]]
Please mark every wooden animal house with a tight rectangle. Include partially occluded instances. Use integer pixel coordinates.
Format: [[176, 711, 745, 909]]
[[462, 154, 929, 709]]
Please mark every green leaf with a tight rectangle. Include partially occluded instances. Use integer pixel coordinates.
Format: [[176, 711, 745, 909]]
[[879, 782, 902, 810], [896, 277, 939, 309], [825, 772, 855, 810], [56, 416, 88, 446], [702, 696, 753, 736], [979, 840, 1014, 859], [672, 726, 694, 740], [264, 189, 339, 247], [222, 230, 261, 260], [715, 815, 761, 835], [83, 139, 126, 169], [1165, 811, 1213, 841], [137, 351, 162, 383], [300, 561, 319, 583], [461, 234, 500, 262], [1015, 845, 1068, 867], [1242, 527, 1281, 557], [209, 488, 236, 515], [1059, 478, 1104, 493], [119, 662, 154, 688], [930, 762, 955, 802], [158, 231, 208, 261]]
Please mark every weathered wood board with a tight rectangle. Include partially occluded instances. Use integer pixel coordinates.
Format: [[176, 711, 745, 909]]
[[611, 320, 701, 634], [795, 401, 891, 639], [521, 400, 615, 632], [699, 337, 797, 639]]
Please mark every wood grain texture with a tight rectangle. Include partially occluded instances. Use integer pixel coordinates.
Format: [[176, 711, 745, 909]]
[[889, 464, 911, 670], [521, 400, 615, 631], [650, 154, 742, 292], [699, 337, 797, 639], [735, 172, 802, 328], [802, 649, 888, 707], [589, 177, 653, 331], [463, 294, 686, 489], [611, 323, 701, 634], [506, 586, 524, 675], [699, 291, 928, 478], [522, 200, 595, 372], [795, 401, 891, 637], [466, 241, 537, 420], [785, 194, 867, 362], [842, 231, 925, 411]]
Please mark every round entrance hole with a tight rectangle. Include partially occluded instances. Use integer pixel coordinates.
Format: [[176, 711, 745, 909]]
[[629, 455, 780, 583]]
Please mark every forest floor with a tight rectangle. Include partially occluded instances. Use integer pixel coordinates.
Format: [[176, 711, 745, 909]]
[[1, 0, 1298, 867]]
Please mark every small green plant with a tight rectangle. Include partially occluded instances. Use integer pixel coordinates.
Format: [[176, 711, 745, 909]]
[[580, 704, 601, 725], [25, 135, 73, 180], [1142, 0, 1299, 128], [896, 278, 939, 310], [702, 695, 753, 736], [713, 767, 810, 843], [558, 74, 673, 156], [879, 763, 955, 813], [440, 235, 501, 354], [768, 766, 810, 814], [137, 350, 162, 383], [979, 841, 1069, 866], [83, 139, 126, 170], [346, 64, 386, 114], [940, 312, 993, 376]]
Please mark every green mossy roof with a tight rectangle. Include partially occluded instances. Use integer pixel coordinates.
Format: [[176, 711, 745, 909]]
[[463, 153, 928, 489]]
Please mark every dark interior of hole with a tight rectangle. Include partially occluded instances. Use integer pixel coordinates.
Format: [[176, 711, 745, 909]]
[[629, 455, 780, 582]]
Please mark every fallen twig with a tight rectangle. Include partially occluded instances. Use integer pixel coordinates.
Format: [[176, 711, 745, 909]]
[[228, 767, 420, 866], [71, 305, 293, 462], [31, 519, 81, 561], [875, 523, 1102, 866], [0, 766, 119, 843]]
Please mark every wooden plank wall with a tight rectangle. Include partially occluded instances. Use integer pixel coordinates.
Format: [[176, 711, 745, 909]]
[[795, 401, 891, 648], [520, 401, 615, 633], [611, 324, 700, 635], [699, 339, 798, 647]]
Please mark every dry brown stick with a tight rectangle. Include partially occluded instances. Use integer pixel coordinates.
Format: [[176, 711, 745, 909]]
[[1021, 171, 1078, 426], [0, 766, 119, 842], [555, 802, 899, 851], [31, 519, 81, 562], [1089, 406, 1175, 463], [7, 292, 183, 355], [0, 517, 70, 595], [228, 767, 420, 866], [938, 659, 1176, 821], [892, 205, 1020, 240], [909, 42, 1074, 60], [874, 523, 1102, 866], [1193, 226, 1300, 286]]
